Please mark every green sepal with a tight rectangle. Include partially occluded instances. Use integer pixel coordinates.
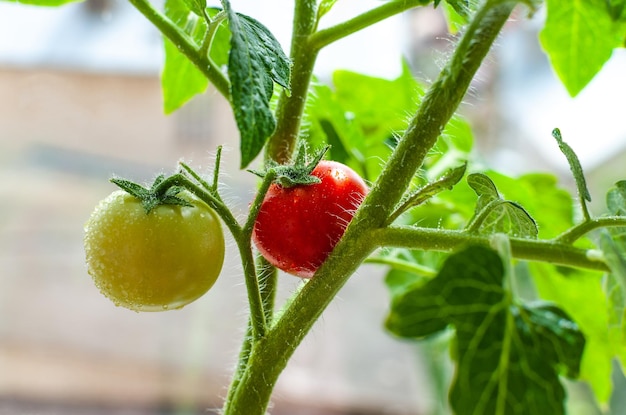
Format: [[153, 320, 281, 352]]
[[250, 145, 329, 188], [111, 175, 193, 214]]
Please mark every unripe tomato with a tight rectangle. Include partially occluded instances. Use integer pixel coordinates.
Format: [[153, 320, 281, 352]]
[[84, 190, 225, 311], [252, 160, 368, 278]]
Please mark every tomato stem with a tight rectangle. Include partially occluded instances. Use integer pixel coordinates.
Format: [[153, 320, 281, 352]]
[[221, 2, 518, 413], [128, 0, 231, 99], [265, 0, 319, 164], [155, 173, 270, 339], [554, 216, 626, 245], [308, 0, 425, 51], [371, 226, 609, 273]]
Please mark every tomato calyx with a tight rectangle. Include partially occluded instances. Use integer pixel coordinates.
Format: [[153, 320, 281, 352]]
[[250, 144, 330, 188], [111, 175, 192, 214]]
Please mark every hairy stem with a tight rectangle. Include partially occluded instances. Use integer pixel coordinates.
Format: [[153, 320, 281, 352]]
[[372, 226, 609, 272], [309, 0, 424, 51], [555, 216, 626, 244], [361, 0, 516, 228], [158, 174, 268, 338], [266, 0, 319, 163], [222, 1, 518, 413], [128, 0, 230, 99]]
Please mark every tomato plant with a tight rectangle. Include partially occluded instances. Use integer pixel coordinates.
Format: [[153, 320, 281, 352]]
[[84, 185, 225, 311], [252, 159, 368, 278], [14, 0, 626, 413]]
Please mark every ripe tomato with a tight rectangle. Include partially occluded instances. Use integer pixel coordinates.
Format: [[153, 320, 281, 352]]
[[84, 190, 225, 311], [252, 160, 368, 278]]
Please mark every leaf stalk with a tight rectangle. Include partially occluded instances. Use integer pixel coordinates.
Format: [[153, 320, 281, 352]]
[[372, 226, 609, 272]]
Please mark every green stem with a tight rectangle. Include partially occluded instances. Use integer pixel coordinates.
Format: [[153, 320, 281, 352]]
[[309, 0, 424, 51], [365, 256, 437, 277], [360, 0, 517, 228], [372, 226, 609, 272], [223, 2, 518, 413], [257, 255, 278, 325], [128, 0, 231, 99], [199, 11, 227, 63], [266, 0, 319, 163], [555, 216, 626, 244], [157, 174, 268, 339]]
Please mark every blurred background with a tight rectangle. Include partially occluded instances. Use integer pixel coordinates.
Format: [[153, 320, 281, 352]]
[[1, 0, 625, 414]]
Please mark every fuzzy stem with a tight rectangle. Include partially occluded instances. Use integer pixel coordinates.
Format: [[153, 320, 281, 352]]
[[266, 0, 319, 163], [372, 226, 609, 272], [555, 216, 626, 244], [128, 0, 230, 99], [309, 0, 424, 50], [360, 0, 517, 228], [222, 1, 518, 414], [157, 174, 268, 339]]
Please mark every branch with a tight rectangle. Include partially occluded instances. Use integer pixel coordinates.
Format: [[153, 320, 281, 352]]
[[357, 0, 517, 229], [372, 226, 609, 272], [222, 1, 520, 413], [128, 0, 231, 99], [555, 216, 626, 244], [266, 0, 319, 163], [155, 173, 268, 339], [309, 0, 424, 51]]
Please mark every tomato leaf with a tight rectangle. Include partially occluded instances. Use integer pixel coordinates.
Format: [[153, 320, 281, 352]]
[[539, 0, 626, 96], [607, 180, 626, 216], [530, 263, 612, 403], [388, 163, 467, 224], [182, 0, 206, 16], [386, 246, 585, 415], [607, 0, 626, 20], [599, 230, 626, 365], [316, 0, 340, 21], [442, 0, 471, 19], [1, 0, 82, 5], [162, 1, 207, 113], [466, 173, 538, 238], [305, 62, 472, 183], [598, 183, 626, 371], [221, 0, 291, 168], [552, 128, 592, 219]]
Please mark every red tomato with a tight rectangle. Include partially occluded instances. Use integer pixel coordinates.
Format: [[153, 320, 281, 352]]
[[252, 160, 368, 278]]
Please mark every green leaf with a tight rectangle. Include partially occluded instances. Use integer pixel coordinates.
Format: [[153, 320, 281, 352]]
[[530, 263, 612, 403], [317, 0, 340, 21], [443, 0, 471, 19], [607, 0, 626, 20], [552, 128, 591, 219], [386, 246, 585, 415], [607, 180, 626, 215], [539, 0, 626, 96], [222, 0, 291, 168], [162, 0, 208, 114], [182, 0, 206, 16], [467, 172, 500, 211], [467, 173, 539, 239], [598, 181, 626, 370], [1, 0, 82, 5], [388, 163, 467, 224], [306, 62, 472, 183]]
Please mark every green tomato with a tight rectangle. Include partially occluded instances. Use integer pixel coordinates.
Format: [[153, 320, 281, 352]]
[[84, 190, 225, 311]]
